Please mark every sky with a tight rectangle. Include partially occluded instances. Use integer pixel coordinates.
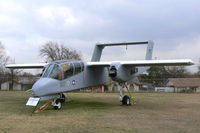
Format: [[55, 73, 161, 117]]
[[0, 0, 199, 72]]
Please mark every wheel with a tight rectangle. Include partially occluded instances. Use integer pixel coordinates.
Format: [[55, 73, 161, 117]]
[[122, 95, 131, 105], [54, 99, 62, 110], [60, 94, 66, 103]]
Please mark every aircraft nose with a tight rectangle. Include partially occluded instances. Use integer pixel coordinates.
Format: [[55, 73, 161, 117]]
[[31, 78, 60, 97], [31, 88, 36, 96], [31, 78, 46, 96]]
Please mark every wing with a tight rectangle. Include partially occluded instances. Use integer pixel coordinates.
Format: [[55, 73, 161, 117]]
[[6, 63, 48, 69], [87, 62, 111, 67], [120, 59, 194, 66], [87, 59, 194, 67]]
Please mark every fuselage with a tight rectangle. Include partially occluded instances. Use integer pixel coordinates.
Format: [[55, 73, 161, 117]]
[[31, 60, 109, 97]]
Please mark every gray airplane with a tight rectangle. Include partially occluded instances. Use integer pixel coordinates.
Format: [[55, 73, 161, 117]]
[[6, 41, 193, 110]]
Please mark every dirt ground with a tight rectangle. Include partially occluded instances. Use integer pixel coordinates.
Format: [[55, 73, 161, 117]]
[[0, 91, 200, 133]]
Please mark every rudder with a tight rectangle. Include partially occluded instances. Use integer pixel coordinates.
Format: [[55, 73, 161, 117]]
[[145, 40, 154, 60]]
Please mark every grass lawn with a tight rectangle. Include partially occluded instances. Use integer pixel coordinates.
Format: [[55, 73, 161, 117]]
[[0, 91, 200, 133]]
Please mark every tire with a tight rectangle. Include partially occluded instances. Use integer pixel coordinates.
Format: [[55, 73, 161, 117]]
[[122, 95, 131, 105], [54, 99, 62, 110], [54, 106, 59, 110]]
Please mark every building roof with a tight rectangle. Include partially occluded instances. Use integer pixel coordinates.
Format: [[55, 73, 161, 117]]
[[168, 78, 200, 87]]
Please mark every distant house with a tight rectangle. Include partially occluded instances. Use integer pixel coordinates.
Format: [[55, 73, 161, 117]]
[[1, 76, 39, 91], [167, 78, 200, 93]]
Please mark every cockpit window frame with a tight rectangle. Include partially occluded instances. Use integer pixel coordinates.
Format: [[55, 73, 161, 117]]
[[80, 62, 84, 71], [61, 63, 74, 79], [42, 63, 63, 80], [42, 63, 55, 78], [73, 62, 82, 75], [42, 61, 85, 80], [48, 64, 62, 80]]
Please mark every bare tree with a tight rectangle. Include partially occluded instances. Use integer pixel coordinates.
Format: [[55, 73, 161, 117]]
[[0, 41, 10, 73], [0, 42, 11, 89], [39, 41, 82, 62]]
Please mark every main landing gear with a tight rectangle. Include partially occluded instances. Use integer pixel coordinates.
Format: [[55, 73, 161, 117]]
[[122, 95, 131, 105], [52, 93, 66, 110], [119, 83, 135, 106]]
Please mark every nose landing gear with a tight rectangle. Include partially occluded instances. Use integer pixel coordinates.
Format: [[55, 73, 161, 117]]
[[52, 93, 66, 110], [31, 93, 67, 115], [52, 99, 62, 110]]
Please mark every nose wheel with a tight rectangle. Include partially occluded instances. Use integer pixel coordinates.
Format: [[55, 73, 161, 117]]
[[52, 99, 61, 110], [52, 93, 66, 110]]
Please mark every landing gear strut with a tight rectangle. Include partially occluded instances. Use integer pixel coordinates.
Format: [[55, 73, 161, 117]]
[[60, 93, 66, 103], [119, 83, 135, 106]]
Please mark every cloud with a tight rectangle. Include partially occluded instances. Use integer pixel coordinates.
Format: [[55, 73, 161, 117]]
[[153, 36, 200, 72], [0, 0, 199, 73], [154, 36, 200, 60], [36, 6, 79, 25]]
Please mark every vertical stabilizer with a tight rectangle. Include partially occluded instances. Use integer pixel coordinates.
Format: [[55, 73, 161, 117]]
[[137, 40, 154, 74], [145, 40, 154, 60], [91, 45, 105, 62]]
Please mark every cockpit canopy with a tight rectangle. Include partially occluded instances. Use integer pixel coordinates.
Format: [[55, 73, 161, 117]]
[[42, 61, 84, 80]]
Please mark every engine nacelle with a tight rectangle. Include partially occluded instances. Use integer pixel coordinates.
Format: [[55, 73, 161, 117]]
[[109, 63, 138, 82]]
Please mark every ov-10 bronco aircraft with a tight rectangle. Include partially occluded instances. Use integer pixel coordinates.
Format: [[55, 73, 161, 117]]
[[6, 41, 193, 111]]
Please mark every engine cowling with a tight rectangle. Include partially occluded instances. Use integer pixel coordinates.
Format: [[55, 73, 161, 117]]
[[108, 64, 137, 82], [109, 66, 117, 78]]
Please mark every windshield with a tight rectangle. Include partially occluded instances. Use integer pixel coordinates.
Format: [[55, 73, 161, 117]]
[[49, 64, 62, 80], [42, 64, 54, 78], [42, 64, 62, 80]]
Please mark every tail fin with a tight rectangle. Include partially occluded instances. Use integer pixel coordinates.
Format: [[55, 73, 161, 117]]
[[91, 45, 105, 62], [137, 40, 154, 74], [91, 41, 151, 62], [145, 40, 154, 60]]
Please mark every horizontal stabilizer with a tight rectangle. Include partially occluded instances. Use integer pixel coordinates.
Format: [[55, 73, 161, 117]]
[[96, 41, 148, 47]]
